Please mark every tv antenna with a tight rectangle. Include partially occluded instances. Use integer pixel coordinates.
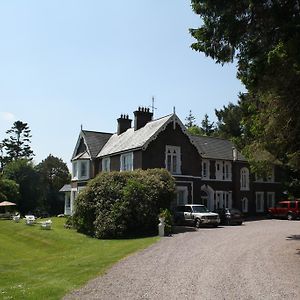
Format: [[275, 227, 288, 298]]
[[150, 96, 157, 115]]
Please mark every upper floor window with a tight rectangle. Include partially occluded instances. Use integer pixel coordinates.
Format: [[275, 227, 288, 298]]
[[240, 167, 250, 190], [72, 160, 89, 180], [120, 152, 133, 171], [215, 160, 232, 181], [224, 162, 232, 180], [202, 160, 210, 179], [102, 157, 110, 172], [72, 161, 78, 179], [80, 161, 88, 177], [165, 146, 181, 174]]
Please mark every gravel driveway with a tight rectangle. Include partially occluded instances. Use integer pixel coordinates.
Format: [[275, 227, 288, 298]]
[[64, 220, 300, 300]]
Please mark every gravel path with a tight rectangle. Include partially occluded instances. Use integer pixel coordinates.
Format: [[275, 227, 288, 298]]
[[64, 220, 300, 300]]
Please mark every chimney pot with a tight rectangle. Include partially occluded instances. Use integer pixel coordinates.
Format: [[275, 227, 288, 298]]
[[117, 114, 132, 135], [133, 106, 153, 130]]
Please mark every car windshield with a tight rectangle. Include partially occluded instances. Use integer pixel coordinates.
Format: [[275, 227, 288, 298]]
[[192, 206, 209, 213]]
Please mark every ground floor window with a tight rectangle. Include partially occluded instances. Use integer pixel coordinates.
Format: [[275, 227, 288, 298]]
[[215, 191, 232, 209], [267, 192, 275, 208], [176, 186, 188, 206], [200, 190, 208, 207], [256, 192, 264, 212], [242, 197, 248, 213]]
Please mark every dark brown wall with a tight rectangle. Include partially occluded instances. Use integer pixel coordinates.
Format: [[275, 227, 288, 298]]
[[142, 123, 201, 176]]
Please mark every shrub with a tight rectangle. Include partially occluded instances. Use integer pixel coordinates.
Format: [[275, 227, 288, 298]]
[[72, 169, 175, 238]]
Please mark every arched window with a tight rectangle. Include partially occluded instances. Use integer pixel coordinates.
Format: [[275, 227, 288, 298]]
[[242, 197, 248, 213], [240, 167, 249, 190]]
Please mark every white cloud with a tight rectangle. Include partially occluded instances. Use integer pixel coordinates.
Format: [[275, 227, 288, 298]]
[[0, 112, 16, 122]]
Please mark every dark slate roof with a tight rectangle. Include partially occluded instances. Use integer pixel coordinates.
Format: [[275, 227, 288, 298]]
[[75, 130, 112, 159], [191, 135, 247, 161]]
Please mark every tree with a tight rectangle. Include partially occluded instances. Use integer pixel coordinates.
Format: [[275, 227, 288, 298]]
[[35, 154, 70, 215], [200, 114, 215, 136], [0, 175, 19, 203], [2, 121, 34, 164], [185, 110, 197, 128], [3, 159, 39, 214], [190, 1, 300, 170]]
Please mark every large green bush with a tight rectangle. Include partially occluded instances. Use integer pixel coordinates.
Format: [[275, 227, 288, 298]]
[[72, 169, 175, 238]]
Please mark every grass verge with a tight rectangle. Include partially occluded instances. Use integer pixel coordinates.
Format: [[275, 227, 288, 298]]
[[0, 217, 159, 299]]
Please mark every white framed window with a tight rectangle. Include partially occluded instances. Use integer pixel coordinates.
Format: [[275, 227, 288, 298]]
[[80, 161, 88, 178], [215, 191, 232, 209], [242, 197, 248, 213], [215, 160, 222, 180], [240, 167, 250, 190], [165, 146, 181, 174], [120, 152, 133, 171], [202, 159, 210, 179], [72, 161, 78, 179], [102, 157, 110, 172], [256, 192, 264, 212], [267, 192, 275, 208], [224, 162, 232, 181], [176, 186, 188, 206]]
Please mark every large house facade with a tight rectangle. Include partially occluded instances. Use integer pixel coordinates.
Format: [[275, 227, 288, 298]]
[[61, 107, 283, 216]]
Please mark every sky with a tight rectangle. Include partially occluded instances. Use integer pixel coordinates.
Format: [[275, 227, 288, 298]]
[[0, 1, 245, 169]]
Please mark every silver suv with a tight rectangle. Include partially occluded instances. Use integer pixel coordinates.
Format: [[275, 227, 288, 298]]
[[174, 204, 220, 228]]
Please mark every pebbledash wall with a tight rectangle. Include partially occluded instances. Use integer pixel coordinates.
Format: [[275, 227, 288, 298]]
[[61, 107, 283, 216]]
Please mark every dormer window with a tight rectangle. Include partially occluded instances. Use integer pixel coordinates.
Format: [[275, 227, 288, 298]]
[[165, 146, 181, 174]]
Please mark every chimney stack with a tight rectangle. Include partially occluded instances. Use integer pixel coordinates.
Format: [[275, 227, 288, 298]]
[[133, 107, 153, 130], [117, 114, 132, 135]]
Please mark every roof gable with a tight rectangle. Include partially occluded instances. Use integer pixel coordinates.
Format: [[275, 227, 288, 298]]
[[98, 114, 201, 157], [72, 130, 112, 160]]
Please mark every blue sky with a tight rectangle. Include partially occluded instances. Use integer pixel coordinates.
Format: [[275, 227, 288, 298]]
[[0, 1, 245, 169]]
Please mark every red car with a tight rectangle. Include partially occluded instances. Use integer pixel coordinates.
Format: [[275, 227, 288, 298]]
[[268, 200, 300, 220]]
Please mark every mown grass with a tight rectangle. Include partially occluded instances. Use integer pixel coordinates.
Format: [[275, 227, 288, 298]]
[[0, 218, 159, 299]]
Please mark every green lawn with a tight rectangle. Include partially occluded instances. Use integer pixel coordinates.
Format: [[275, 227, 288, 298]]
[[0, 218, 159, 300]]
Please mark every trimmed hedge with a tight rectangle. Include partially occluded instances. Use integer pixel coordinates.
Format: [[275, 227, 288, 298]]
[[72, 169, 175, 238]]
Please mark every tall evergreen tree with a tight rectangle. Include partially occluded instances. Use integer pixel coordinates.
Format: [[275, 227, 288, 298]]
[[2, 121, 34, 163], [200, 114, 215, 136], [185, 110, 197, 128]]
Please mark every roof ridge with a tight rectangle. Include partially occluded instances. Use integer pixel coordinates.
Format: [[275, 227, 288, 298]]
[[191, 134, 233, 142], [82, 130, 113, 135]]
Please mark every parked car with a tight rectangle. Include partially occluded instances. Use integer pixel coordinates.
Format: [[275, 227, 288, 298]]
[[174, 204, 220, 228], [268, 200, 300, 220], [213, 208, 244, 225]]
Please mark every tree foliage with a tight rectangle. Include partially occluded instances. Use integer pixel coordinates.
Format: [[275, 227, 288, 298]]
[[2, 121, 34, 165], [185, 110, 197, 128], [200, 113, 215, 136], [72, 169, 175, 238], [0, 175, 19, 203], [35, 154, 70, 215], [190, 1, 300, 171], [2, 159, 39, 214]]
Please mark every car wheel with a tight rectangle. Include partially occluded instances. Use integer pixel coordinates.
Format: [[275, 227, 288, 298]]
[[267, 213, 273, 219], [287, 213, 294, 221], [213, 224, 218, 228], [195, 218, 201, 228]]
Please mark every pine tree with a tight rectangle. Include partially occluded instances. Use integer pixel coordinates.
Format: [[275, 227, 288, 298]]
[[185, 110, 196, 128], [200, 114, 215, 136], [2, 121, 34, 163]]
